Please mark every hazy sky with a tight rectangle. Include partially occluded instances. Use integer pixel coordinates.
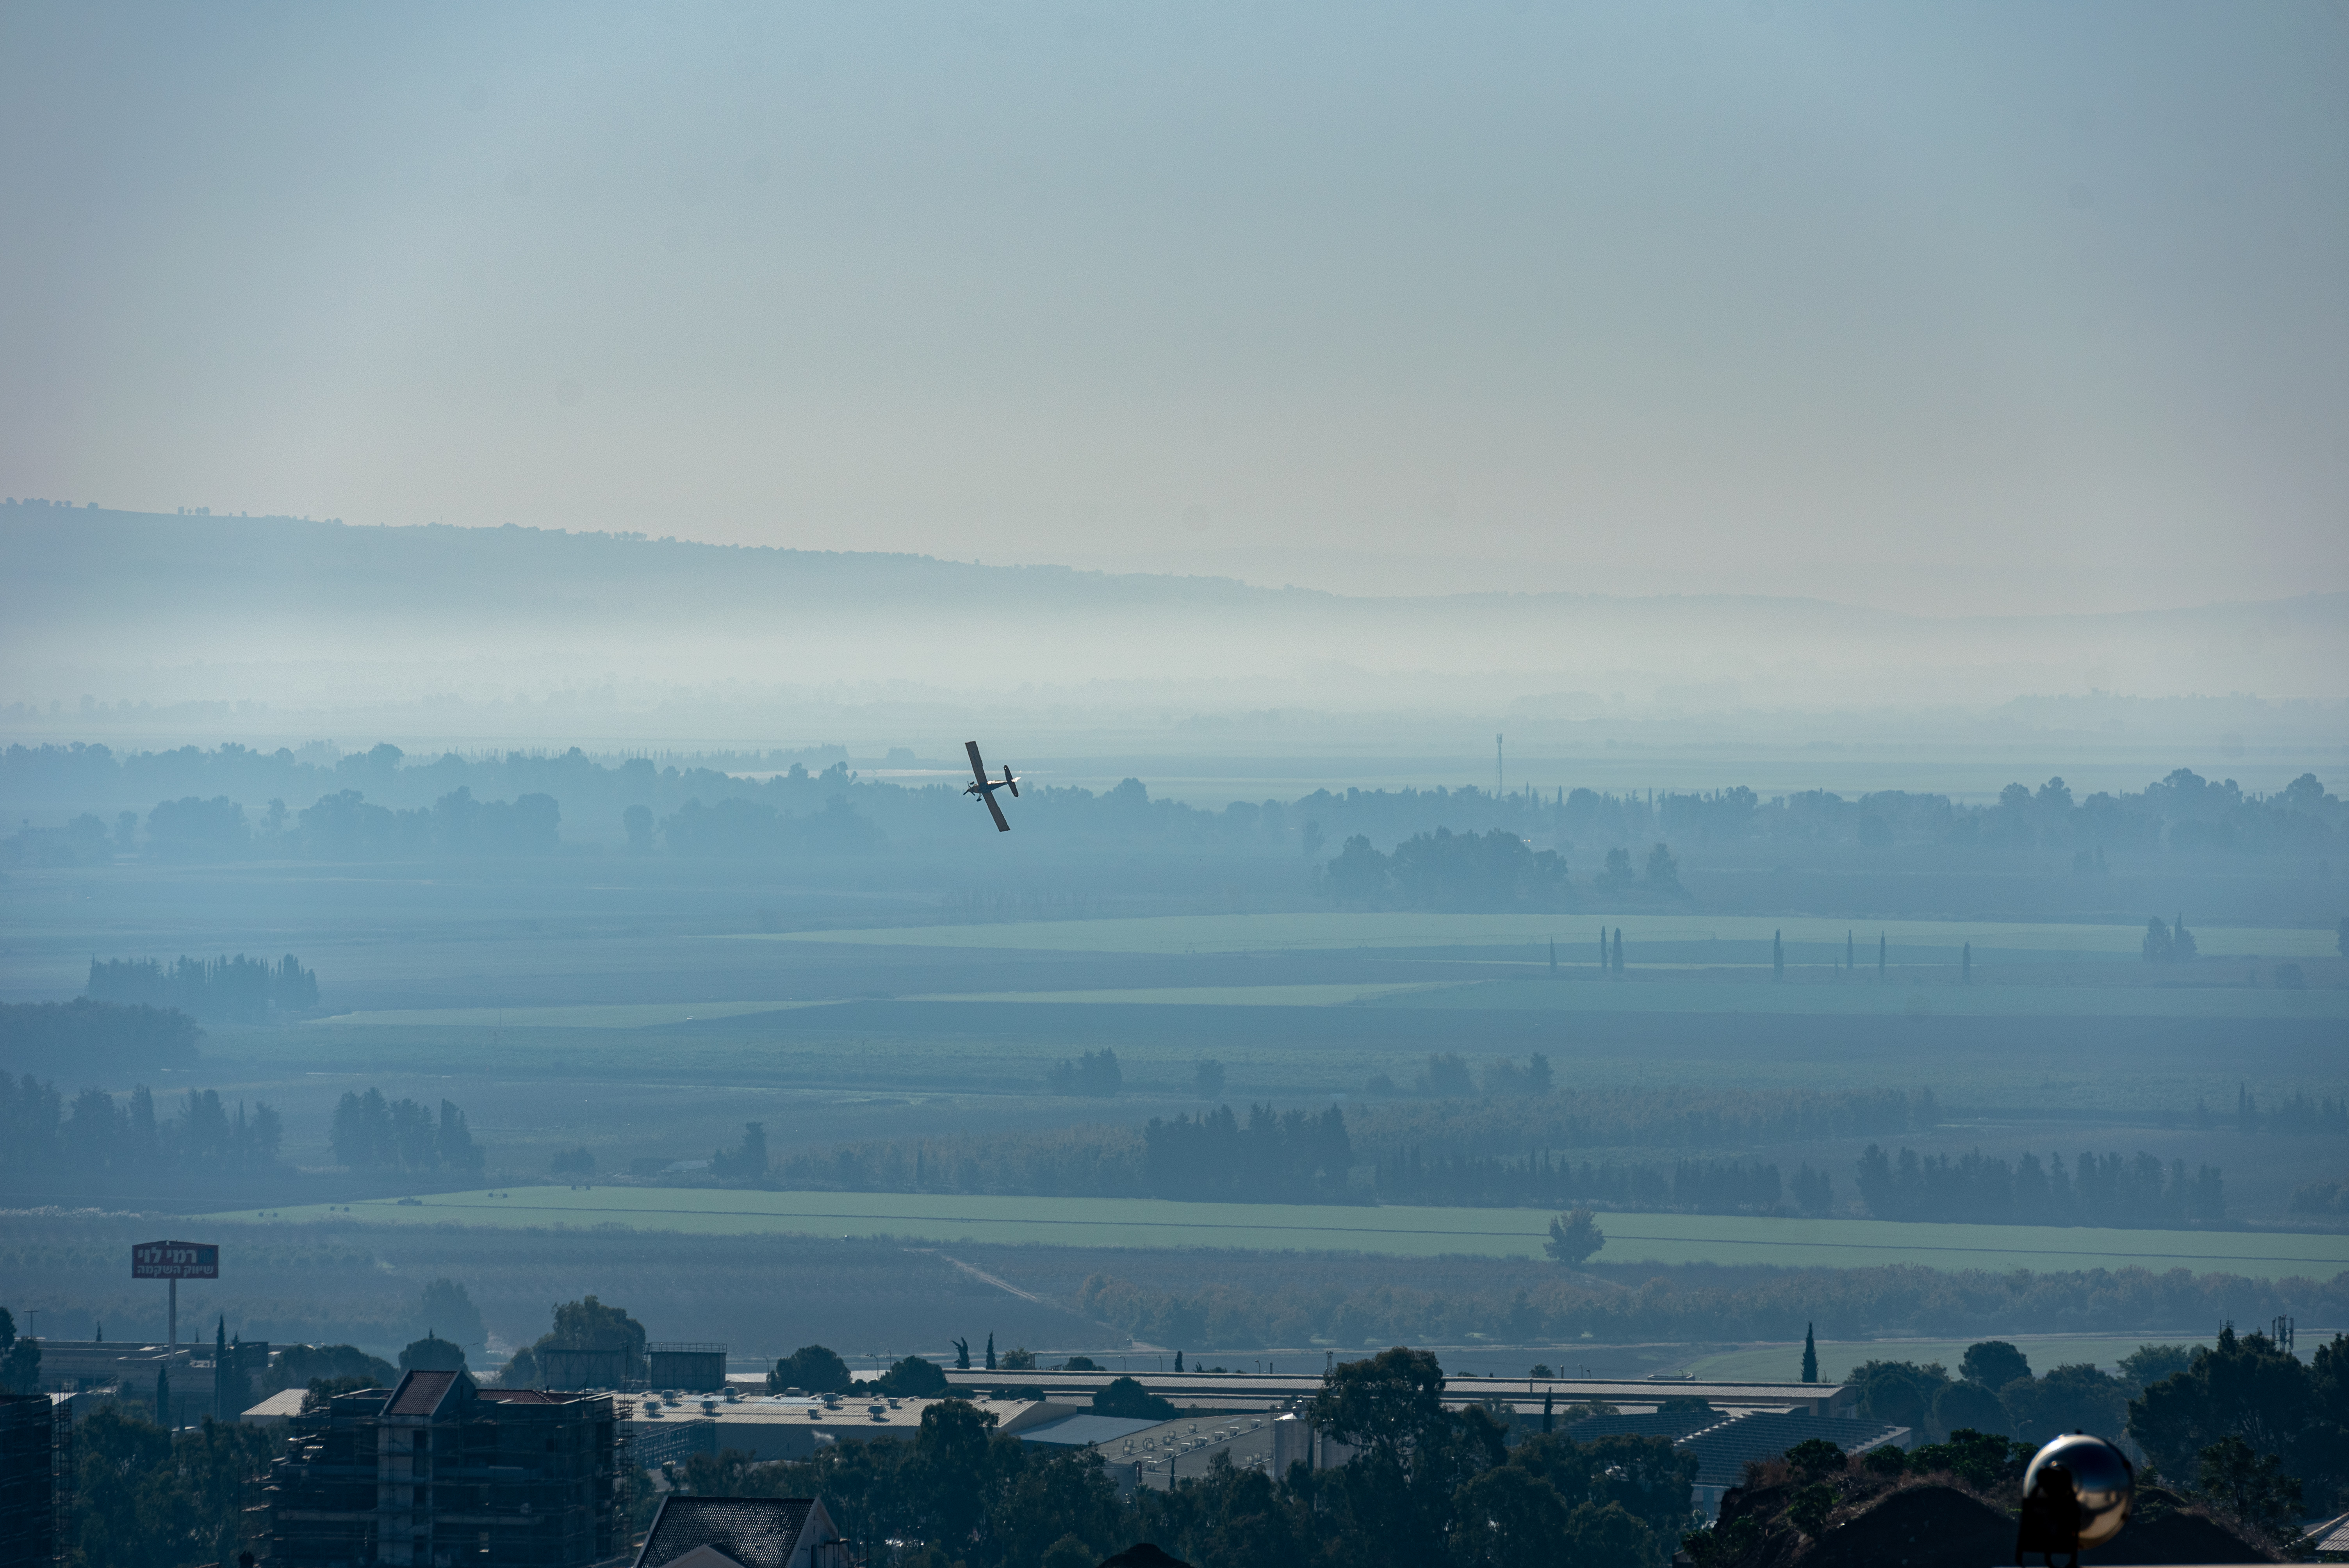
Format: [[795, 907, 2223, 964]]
[[4, 2, 2344, 613]]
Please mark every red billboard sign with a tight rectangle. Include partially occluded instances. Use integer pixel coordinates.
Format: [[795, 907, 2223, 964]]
[[132, 1240, 219, 1279]]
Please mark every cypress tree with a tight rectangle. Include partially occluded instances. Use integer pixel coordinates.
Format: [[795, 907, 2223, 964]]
[[1878, 932, 1887, 978], [985, 1332, 996, 1371], [1611, 928, 1624, 977], [1549, 937, 1557, 973], [1962, 941, 1972, 985], [157, 1363, 172, 1427], [1847, 931, 1855, 970], [1802, 1323, 1818, 1383], [1772, 929, 1784, 982], [1542, 1388, 1555, 1433], [216, 1316, 230, 1420]]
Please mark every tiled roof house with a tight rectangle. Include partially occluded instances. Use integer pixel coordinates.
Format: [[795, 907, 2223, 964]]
[[631, 1495, 848, 1568]]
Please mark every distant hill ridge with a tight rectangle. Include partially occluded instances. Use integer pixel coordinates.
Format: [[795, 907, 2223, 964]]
[[11, 502, 2345, 626], [7, 504, 2345, 709]]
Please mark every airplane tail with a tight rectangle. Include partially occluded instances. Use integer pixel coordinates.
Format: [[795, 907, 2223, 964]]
[[1004, 767, 1019, 798]]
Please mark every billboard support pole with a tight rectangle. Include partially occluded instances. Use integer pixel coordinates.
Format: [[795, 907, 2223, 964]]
[[134, 1240, 217, 1354]]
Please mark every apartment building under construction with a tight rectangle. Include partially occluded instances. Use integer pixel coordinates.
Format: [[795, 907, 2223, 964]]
[[267, 1369, 622, 1568]]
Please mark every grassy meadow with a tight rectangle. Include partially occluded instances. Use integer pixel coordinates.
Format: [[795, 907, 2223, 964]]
[[217, 1187, 2349, 1279]]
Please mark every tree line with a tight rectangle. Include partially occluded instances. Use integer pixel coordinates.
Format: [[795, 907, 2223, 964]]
[[1142, 1103, 1356, 1203], [711, 1092, 2232, 1229], [1374, 1150, 1805, 1214], [10, 740, 2341, 870], [0, 1074, 282, 1181], [86, 953, 317, 1021], [0, 1074, 486, 1183], [0, 998, 202, 1076], [726, 1084, 1948, 1215], [2235, 1084, 2347, 1135], [1855, 1144, 2225, 1226], [1351, 1080, 1937, 1155], [1075, 1262, 2349, 1352]]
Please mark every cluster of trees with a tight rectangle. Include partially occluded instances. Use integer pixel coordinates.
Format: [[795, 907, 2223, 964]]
[[2130, 1325, 2349, 1516], [674, 1348, 1695, 1568], [1596, 844, 1682, 896], [775, 1102, 1356, 1204], [0, 808, 118, 866], [0, 1074, 282, 1180], [1294, 768, 2348, 860], [711, 1121, 770, 1179], [1850, 1340, 2149, 1446], [86, 953, 317, 1021], [499, 1294, 646, 1390], [293, 786, 562, 859], [1354, 1083, 1936, 1149], [255, 1342, 397, 1402], [2236, 1084, 2347, 1134], [1721, 770, 2347, 858], [1141, 1104, 1356, 1203], [1374, 1151, 1797, 1213], [326, 1089, 483, 1172], [0, 997, 202, 1075], [2290, 1176, 2349, 1215], [0, 779, 567, 862], [2142, 914, 2199, 964], [1318, 826, 1573, 909], [1074, 1263, 2349, 1351], [770, 1123, 1148, 1197], [64, 1403, 276, 1568], [711, 1087, 1946, 1212], [1855, 1145, 2225, 1227], [1856, 1327, 2349, 1521], [14, 739, 2342, 876], [1047, 1048, 1124, 1096], [768, 1343, 856, 1393]]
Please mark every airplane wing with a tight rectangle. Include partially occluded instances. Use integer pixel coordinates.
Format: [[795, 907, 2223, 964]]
[[965, 741, 989, 788], [983, 791, 1011, 832]]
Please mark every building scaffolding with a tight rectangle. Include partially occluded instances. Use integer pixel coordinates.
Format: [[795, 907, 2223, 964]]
[[0, 1393, 67, 1568], [267, 1370, 622, 1568]]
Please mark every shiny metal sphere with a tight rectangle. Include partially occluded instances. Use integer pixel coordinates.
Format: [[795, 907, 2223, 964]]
[[2022, 1433, 2135, 1550]]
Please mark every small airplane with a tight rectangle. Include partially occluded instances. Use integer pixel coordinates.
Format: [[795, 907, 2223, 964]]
[[963, 740, 1019, 832]]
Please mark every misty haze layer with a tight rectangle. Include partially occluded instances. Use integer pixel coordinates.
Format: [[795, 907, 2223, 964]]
[[5, 510, 2344, 777], [3, 2, 2345, 611]]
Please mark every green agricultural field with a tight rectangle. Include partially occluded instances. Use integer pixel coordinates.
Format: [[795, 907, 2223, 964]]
[[217, 1188, 2349, 1280], [307, 999, 838, 1029], [733, 912, 2336, 959], [308, 982, 1451, 1028], [1384, 977, 2349, 1019], [1684, 1333, 2227, 1384], [296, 974, 2346, 1030]]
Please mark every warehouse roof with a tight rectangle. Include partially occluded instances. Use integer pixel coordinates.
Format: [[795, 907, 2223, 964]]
[[1016, 1414, 1164, 1447]]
